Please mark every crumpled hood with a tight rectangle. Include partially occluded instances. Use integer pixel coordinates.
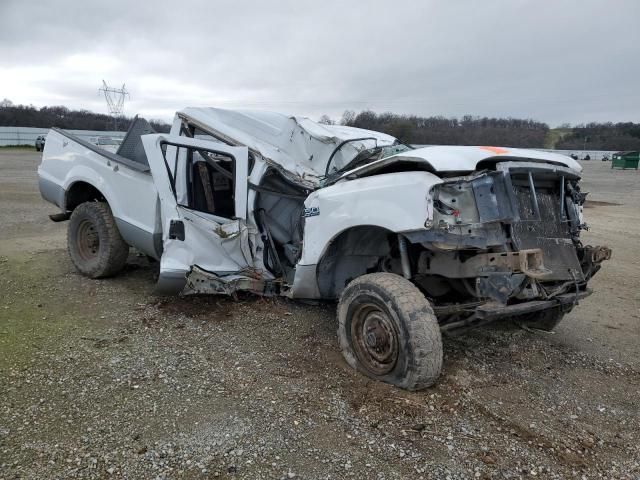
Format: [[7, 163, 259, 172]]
[[179, 107, 397, 187], [340, 145, 582, 179], [401, 145, 582, 172]]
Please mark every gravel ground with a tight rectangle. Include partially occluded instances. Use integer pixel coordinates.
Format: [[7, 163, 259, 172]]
[[1, 151, 639, 479]]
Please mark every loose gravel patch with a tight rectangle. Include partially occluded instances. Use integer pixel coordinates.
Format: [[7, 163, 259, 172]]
[[1, 151, 639, 479]]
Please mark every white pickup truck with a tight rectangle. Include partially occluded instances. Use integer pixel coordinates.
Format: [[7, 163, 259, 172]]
[[38, 108, 611, 390]]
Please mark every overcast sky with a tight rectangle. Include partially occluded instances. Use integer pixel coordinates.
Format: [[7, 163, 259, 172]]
[[1, 0, 638, 126]]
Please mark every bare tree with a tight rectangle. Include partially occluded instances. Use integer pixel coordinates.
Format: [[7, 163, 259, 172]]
[[340, 110, 356, 126], [318, 114, 335, 125]]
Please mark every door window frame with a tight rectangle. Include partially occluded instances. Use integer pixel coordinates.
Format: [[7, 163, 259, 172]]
[[160, 140, 246, 221]]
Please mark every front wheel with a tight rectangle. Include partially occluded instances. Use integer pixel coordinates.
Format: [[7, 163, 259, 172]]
[[337, 273, 443, 390], [67, 201, 129, 278]]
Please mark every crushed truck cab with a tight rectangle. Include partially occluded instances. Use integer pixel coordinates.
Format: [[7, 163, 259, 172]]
[[38, 108, 611, 390]]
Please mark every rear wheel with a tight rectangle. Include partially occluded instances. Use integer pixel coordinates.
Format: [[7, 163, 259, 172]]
[[337, 273, 443, 390], [68, 201, 129, 278]]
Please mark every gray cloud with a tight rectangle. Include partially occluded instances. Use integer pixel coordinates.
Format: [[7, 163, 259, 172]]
[[1, 0, 638, 125]]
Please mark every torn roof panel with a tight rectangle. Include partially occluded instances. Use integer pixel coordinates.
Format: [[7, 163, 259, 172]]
[[178, 108, 582, 186], [179, 107, 397, 185]]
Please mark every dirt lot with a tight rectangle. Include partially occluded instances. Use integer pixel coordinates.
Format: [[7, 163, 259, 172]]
[[1, 150, 639, 479]]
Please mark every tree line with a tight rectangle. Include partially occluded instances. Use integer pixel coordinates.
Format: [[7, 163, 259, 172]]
[[2, 99, 639, 150], [555, 122, 640, 151], [321, 110, 549, 148], [320, 110, 640, 151], [0, 100, 170, 133]]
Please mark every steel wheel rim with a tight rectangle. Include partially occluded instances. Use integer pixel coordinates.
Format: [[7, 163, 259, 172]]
[[351, 303, 399, 375], [76, 219, 100, 261]]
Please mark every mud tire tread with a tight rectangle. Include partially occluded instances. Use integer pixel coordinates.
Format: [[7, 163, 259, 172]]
[[67, 201, 129, 278], [337, 273, 443, 390]]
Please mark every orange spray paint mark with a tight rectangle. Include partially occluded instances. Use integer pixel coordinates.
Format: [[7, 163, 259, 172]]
[[479, 146, 509, 155]]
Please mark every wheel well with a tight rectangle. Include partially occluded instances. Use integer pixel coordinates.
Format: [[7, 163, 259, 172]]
[[316, 225, 396, 299], [65, 182, 107, 212]]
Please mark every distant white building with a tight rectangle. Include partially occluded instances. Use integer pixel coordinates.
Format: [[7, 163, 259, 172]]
[[0, 126, 126, 147]]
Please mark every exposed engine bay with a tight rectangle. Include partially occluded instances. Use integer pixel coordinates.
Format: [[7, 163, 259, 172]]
[[289, 158, 610, 329]]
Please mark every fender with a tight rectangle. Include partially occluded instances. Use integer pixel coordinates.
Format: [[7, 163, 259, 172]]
[[63, 166, 117, 210], [298, 171, 443, 266]]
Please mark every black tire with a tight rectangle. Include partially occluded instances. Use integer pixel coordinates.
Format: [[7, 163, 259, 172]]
[[516, 307, 566, 332], [67, 201, 129, 278], [337, 273, 443, 390]]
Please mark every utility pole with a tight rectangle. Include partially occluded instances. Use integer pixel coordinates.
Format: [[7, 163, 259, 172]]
[[99, 80, 129, 131]]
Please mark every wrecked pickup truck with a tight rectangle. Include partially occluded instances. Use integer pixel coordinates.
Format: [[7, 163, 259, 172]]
[[38, 108, 611, 390]]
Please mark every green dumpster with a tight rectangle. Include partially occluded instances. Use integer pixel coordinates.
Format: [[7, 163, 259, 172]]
[[611, 151, 640, 170]]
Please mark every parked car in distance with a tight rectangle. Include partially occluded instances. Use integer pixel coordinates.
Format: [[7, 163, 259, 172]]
[[35, 135, 46, 152]]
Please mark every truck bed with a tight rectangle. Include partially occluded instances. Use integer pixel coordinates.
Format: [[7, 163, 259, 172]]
[[37, 122, 162, 259]]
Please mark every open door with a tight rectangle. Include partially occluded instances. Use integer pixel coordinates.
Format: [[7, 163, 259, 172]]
[[142, 134, 255, 294]]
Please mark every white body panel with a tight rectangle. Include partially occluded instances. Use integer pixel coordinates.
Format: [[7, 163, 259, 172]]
[[179, 108, 397, 186], [38, 129, 158, 237], [400, 145, 582, 172], [141, 134, 252, 280], [338, 145, 582, 181], [299, 171, 442, 265]]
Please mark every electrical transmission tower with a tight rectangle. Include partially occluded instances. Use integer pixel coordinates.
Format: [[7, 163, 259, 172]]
[[99, 80, 129, 130]]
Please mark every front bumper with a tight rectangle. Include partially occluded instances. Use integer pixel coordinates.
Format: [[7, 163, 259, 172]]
[[439, 289, 591, 332]]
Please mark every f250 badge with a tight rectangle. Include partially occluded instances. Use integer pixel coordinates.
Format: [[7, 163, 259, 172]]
[[303, 206, 320, 218]]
